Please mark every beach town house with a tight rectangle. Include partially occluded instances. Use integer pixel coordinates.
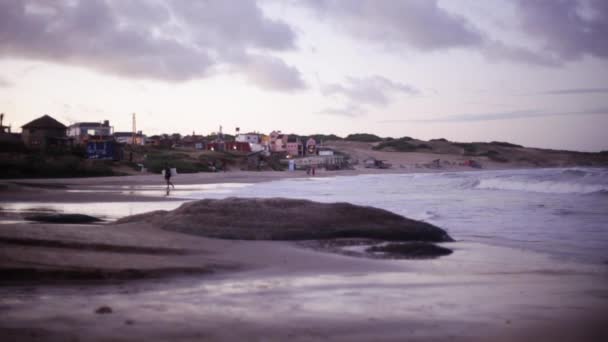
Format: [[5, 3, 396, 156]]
[[269, 130, 288, 152], [20, 114, 71, 150], [67, 120, 112, 144], [113, 131, 146, 145], [286, 136, 303, 157]]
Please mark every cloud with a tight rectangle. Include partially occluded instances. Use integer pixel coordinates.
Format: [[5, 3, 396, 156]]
[[480, 40, 560, 67], [515, 0, 608, 62], [0, 76, 11, 87], [536, 87, 608, 95], [322, 76, 418, 106], [318, 103, 366, 117], [318, 75, 418, 117], [379, 107, 608, 123], [240, 55, 306, 91], [0, 0, 303, 91], [298, 0, 608, 66], [301, 0, 483, 51]]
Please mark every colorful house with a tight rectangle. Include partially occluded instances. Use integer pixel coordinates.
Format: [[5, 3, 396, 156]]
[[305, 137, 317, 155], [269, 130, 287, 152]]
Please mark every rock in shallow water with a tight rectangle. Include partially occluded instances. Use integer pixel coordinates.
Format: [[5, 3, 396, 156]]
[[117, 197, 454, 242]]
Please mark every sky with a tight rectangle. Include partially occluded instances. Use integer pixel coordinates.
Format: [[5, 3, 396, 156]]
[[1, 0, 607, 151]]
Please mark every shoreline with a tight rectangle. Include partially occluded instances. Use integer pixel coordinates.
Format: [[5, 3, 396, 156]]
[[3, 164, 604, 204]]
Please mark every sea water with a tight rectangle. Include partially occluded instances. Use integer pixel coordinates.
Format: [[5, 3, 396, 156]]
[[3, 168, 607, 264], [185, 167, 608, 265]]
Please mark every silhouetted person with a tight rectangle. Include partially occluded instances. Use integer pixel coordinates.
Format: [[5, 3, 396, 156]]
[[164, 165, 175, 191]]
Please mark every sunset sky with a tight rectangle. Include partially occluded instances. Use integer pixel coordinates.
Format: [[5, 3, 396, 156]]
[[1, 0, 607, 151]]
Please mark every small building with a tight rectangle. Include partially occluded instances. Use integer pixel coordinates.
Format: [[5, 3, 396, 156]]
[[145, 134, 174, 148], [114, 131, 146, 145], [208, 141, 251, 153], [67, 120, 112, 144], [282, 155, 346, 170], [305, 137, 317, 155], [181, 135, 207, 150], [235, 133, 260, 144], [269, 130, 288, 152], [286, 136, 303, 157], [21, 114, 70, 150]]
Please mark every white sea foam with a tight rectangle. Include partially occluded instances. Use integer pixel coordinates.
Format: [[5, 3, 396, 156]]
[[474, 178, 608, 194]]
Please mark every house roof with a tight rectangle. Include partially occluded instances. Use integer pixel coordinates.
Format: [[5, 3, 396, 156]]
[[68, 122, 106, 128], [22, 115, 66, 129]]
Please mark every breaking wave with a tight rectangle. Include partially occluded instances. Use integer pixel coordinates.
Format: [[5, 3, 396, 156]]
[[474, 178, 608, 194]]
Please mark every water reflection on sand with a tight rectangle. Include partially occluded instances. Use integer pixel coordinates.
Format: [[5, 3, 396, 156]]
[[0, 201, 186, 221], [67, 183, 253, 198]]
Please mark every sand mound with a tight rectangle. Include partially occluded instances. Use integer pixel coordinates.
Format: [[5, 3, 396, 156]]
[[117, 197, 453, 242]]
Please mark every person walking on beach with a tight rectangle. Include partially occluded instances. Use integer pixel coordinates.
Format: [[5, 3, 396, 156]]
[[164, 165, 175, 191]]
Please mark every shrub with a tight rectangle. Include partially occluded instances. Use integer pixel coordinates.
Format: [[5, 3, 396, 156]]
[[373, 138, 419, 152], [454, 143, 477, 154], [345, 133, 383, 142], [490, 141, 523, 148], [0, 154, 116, 178]]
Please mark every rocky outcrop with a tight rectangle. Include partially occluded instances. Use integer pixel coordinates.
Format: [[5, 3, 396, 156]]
[[117, 197, 453, 242]]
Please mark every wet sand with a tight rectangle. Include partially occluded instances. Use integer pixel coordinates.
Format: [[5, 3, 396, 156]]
[[1, 221, 607, 341]]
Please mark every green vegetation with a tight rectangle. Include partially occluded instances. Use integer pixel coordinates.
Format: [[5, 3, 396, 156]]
[[308, 134, 343, 142], [454, 142, 478, 154], [478, 150, 509, 163], [490, 141, 523, 148], [0, 154, 118, 179], [140, 148, 253, 174], [373, 137, 432, 152], [344, 133, 383, 142]]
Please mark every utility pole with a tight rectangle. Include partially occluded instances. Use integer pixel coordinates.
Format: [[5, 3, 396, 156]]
[[132, 113, 136, 145]]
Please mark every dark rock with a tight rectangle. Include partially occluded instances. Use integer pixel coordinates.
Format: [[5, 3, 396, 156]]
[[95, 306, 112, 314], [117, 198, 453, 242], [366, 242, 453, 259], [24, 214, 102, 224]]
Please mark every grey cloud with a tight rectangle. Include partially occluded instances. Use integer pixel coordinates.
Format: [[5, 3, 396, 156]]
[[302, 0, 483, 51], [322, 76, 418, 106], [0, 76, 11, 87], [515, 0, 608, 62], [299, 0, 608, 66], [319, 75, 417, 118], [537, 87, 608, 95], [379, 107, 608, 123], [318, 103, 366, 117], [481, 40, 560, 67], [240, 55, 306, 91], [0, 0, 302, 90]]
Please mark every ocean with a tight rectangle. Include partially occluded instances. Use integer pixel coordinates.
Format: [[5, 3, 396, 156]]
[[4, 167, 607, 264], [182, 167, 608, 264]]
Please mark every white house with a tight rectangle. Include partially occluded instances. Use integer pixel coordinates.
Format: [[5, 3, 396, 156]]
[[67, 120, 112, 143], [236, 133, 260, 144], [114, 131, 146, 145]]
